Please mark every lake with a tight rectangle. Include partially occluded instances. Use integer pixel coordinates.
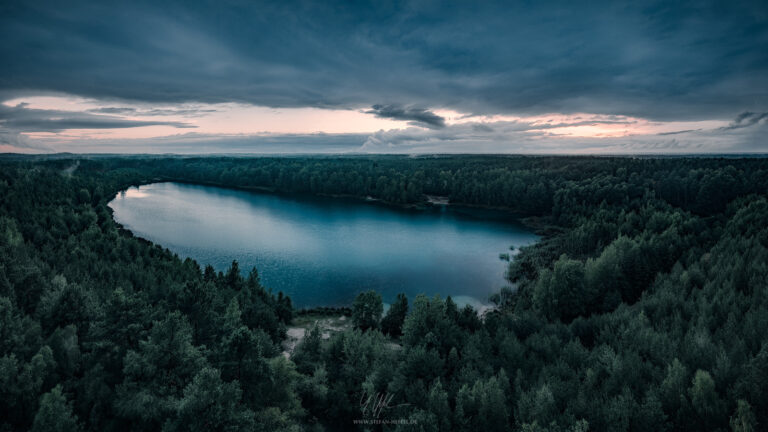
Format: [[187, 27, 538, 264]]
[[109, 182, 537, 308]]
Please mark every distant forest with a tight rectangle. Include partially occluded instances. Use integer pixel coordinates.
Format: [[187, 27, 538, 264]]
[[1, 155, 768, 431]]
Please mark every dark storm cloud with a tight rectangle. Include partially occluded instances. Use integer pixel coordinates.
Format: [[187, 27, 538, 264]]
[[657, 129, 701, 136], [0, 130, 50, 151], [1, 0, 766, 121], [0, 103, 195, 132], [472, 124, 495, 133], [365, 105, 446, 129], [87, 107, 218, 116], [719, 112, 768, 130], [87, 107, 138, 115], [530, 119, 636, 130]]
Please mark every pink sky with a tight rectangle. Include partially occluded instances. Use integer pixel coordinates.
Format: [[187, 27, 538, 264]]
[[1, 95, 735, 154]]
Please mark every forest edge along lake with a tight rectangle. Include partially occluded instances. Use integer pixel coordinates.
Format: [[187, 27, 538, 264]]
[[108, 182, 538, 308]]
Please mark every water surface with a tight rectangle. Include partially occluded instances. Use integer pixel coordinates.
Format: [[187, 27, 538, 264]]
[[109, 182, 537, 307]]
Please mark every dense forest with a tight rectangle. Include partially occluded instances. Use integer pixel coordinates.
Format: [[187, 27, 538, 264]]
[[1, 154, 768, 431]]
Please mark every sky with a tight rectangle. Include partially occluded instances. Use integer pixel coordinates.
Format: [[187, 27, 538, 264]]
[[1, 0, 767, 154]]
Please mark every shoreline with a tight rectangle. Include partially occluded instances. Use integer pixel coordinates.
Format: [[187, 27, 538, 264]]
[[120, 177, 555, 236], [106, 179, 544, 312]]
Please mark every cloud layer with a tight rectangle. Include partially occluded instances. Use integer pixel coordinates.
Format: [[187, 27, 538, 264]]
[[7, 111, 763, 155], [2, 0, 767, 122], [720, 112, 768, 130], [1, 0, 767, 153], [365, 105, 446, 129], [0, 103, 194, 132]]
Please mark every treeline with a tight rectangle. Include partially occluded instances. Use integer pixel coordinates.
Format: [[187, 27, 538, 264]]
[[0, 163, 297, 431], [1, 155, 767, 431], [73, 155, 768, 217]]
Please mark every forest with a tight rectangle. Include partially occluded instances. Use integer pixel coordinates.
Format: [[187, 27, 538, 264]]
[[1, 154, 768, 431]]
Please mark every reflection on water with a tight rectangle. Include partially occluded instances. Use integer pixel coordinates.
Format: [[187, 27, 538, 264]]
[[121, 188, 150, 198], [109, 182, 538, 307]]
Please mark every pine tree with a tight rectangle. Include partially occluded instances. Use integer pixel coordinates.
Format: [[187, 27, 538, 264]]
[[352, 290, 383, 331], [382, 293, 408, 337], [31, 385, 81, 432]]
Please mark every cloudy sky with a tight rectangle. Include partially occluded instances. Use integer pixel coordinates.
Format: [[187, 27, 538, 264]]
[[1, 0, 767, 154]]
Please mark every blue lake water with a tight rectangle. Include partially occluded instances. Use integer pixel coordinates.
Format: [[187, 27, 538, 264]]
[[108, 182, 537, 307]]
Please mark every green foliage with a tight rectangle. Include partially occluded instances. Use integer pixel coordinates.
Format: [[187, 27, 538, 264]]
[[2, 155, 768, 431], [352, 290, 383, 331], [455, 373, 510, 431], [381, 292, 408, 337], [533, 255, 588, 321], [730, 400, 757, 432], [687, 369, 725, 428], [31, 385, 81, 432], [114, 312, 207, 427], [164, 367, 255, 432]]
